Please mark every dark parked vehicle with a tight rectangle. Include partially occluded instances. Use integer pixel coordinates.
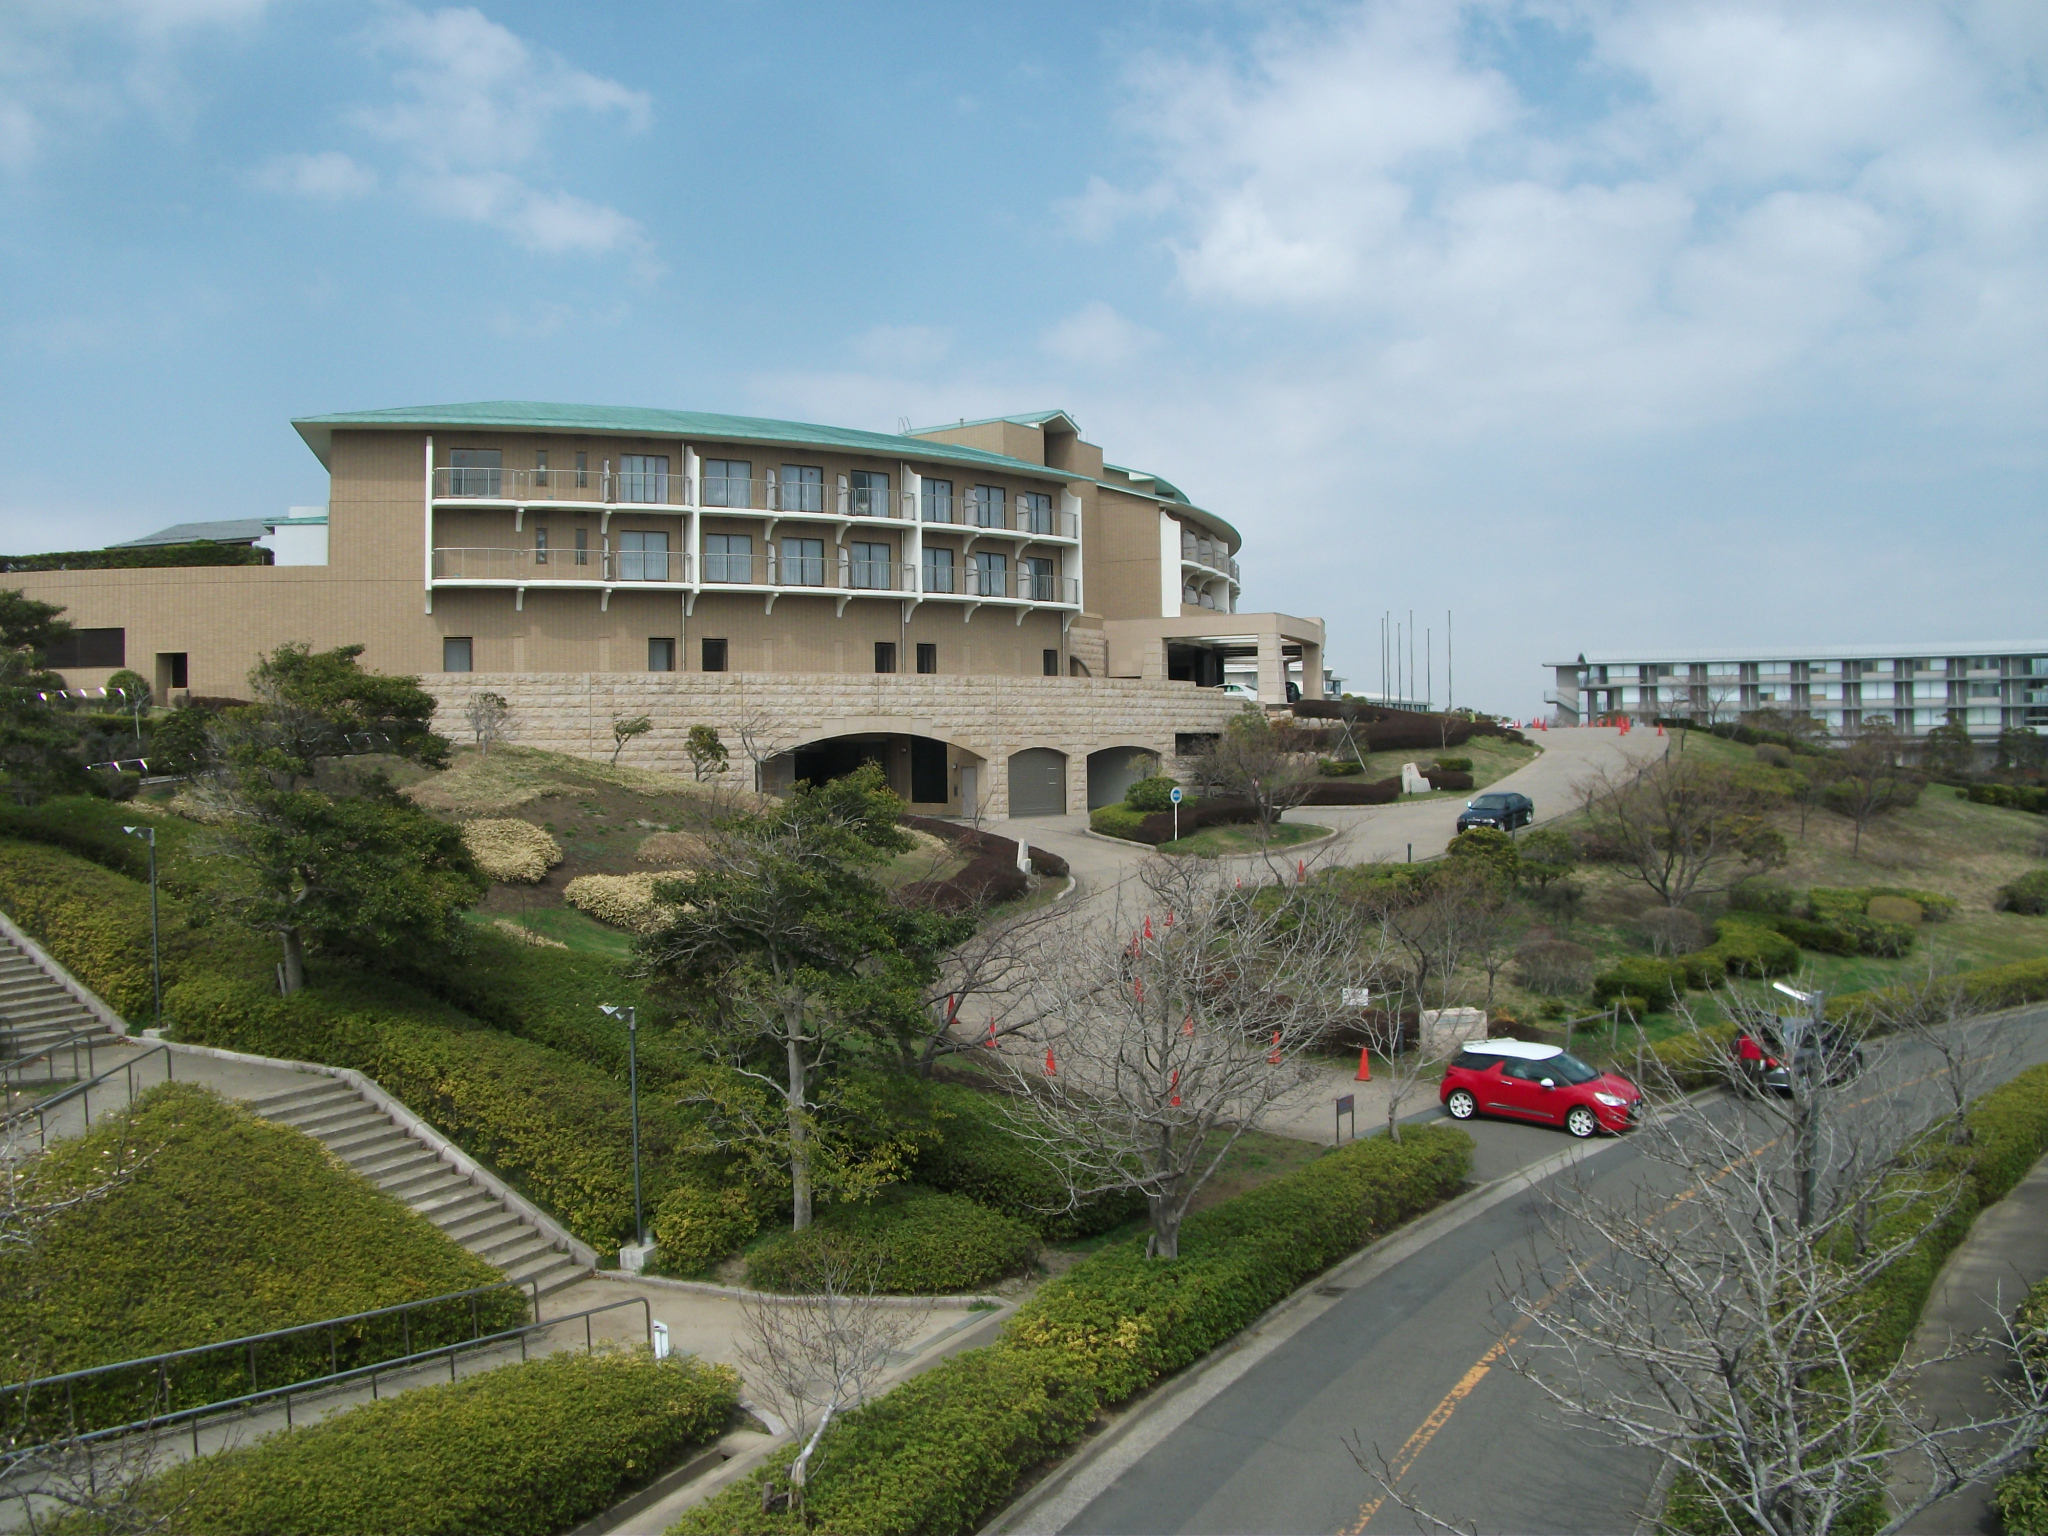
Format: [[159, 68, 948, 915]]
[[1735, 1023, 1866, 1094], [1456, 792, 1533, 833]]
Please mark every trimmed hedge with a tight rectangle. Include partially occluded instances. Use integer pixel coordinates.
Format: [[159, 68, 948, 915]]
[[1967, 782, 2048, 814], [1997, 869, 2048, 915], [71, 1351, 739, 1536], [674, 1124, 1472, 1534], [745, 1186, 1039, 1295], [1808, 884, 1957, 923], [0, 840, 191, 1018], [1089, 796, 1262, 846], [651, 1183, 761, 1274], [1302, 776, 1401, 806], [911, 1081, 1144, 1239], [2, 541, 271, 574], [900, 816, 1069, 910], [0, 797, 204, 891], [2, 1084, 519, 1435], [1994, 1275, 2048, 1534], [1704, 918, 1800, 978]]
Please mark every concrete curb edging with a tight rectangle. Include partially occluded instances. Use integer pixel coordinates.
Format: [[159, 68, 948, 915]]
[[159, 1039, 600, 1270], [594, 1269, 1008, 1311], [0, 908, 131, 1038]]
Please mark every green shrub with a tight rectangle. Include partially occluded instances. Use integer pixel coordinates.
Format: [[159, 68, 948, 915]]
[[1592, 956, 1686, 1010], [1995, 1276, 2048, 1534], [1317, 757, 1364, 776], [675, 1125, 1473, 1535], [0, 840, 183, 1017], [1, 1084, 519, 1435], [1706, 918, 1799, 978], [1123, 776, 1180, 813], [1728, 876, 1795, 915], [0, 800, 203, 890], [1996, 869, 2048, 916], [1677, 952, 1727, 990], [1089, 804, 1148, 842], [1639, 1021, 1743, 1090], [911, 1082, 1143, 1239], [1967, 782, 2048, 814], [75, 1351, 738, 1536], [1516, 828, 1577, 887], [745, 1187, 1039, 1295], [1806, 884, 1957, 923], [651, 1183, 760, 1275], [1830, 958, 2048, 1026], [1432, 756, 1472, 772], [1445, 827, 1518, 879]]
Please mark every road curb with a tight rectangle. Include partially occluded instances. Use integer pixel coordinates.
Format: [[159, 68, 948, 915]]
[[979, 1130, 1643, 1536]]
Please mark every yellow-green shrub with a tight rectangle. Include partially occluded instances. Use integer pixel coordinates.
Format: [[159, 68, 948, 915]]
[[563, 871, 688, 932], [651, 1183, 759, 1274], [461, 819, 562, 883]]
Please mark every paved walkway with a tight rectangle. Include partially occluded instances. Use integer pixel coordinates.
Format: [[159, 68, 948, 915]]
[[1895, 1149, 2048, 1534]]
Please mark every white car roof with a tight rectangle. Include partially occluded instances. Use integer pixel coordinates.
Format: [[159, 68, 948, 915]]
[[1461, 1038, 1562, 1060]]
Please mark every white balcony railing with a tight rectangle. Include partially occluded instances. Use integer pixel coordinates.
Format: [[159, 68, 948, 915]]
[[1181, 538, 1240, 582], [432, 547, 692, 582]]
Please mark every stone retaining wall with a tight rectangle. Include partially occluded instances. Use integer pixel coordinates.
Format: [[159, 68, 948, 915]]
[[430, 672, 1242, 817]]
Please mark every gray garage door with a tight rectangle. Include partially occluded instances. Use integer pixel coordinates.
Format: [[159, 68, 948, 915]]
[[1007, 748, 1068, 817]]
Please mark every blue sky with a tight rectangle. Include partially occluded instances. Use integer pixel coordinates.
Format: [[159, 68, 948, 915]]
[[3, 0, 2043, 713]]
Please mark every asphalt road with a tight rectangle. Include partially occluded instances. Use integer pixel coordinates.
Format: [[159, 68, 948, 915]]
[[1032, 1005, 2048, 1536]]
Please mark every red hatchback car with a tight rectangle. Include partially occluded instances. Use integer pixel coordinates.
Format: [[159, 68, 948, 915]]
[[1439, 1039, 1642, 1138]]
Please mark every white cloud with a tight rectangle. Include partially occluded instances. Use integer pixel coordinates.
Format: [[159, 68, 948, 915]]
[[249, 149, 376, 200], [1039, 302, 1158, 366], [1058, 0, 2048, 708], [852, 324, 955, 370]]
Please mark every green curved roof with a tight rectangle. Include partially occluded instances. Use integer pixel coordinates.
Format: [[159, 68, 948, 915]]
[[291, 401, 1072, 479]]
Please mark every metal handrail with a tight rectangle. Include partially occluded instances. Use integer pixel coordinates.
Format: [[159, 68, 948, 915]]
[[3, 1043, 171, 1148], [4, 1292, 646, 1460], [1, 1028, 106, 1087]]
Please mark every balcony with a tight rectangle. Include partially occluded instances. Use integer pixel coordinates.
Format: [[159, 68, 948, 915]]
[[1180, 537, 1241, 583], [916, 501, 1079, 540], [432, 547, 691, 583]]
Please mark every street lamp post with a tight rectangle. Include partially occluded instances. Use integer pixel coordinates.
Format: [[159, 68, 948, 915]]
[[1773, 980, 1827, 1230], [600, 1004, 644, 1248], [121, 825, 161, 1028]]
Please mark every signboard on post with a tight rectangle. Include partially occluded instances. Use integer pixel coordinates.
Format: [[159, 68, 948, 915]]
[[1341, 987, 1372, 1009], [1169, 785, 1183, 840], [1335, 1093, 1356, 1146]]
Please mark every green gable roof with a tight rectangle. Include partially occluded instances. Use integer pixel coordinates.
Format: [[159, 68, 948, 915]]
[[290, 401, 1071, 479]]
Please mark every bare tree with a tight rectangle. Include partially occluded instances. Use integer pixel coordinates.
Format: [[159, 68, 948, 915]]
[[1486, 1002, 2048, 1536], [1188, 706, 1319, 872], [736, 1240, 927, 1515], [463, 691, 510, 755], [1825, 720, 1916, 858], [1577, 753, 1788, 908], [995, 856, 1374, 1258], [725, 681, 791, 793], [1848, 957, 2017, 1149], [914, 896, 1078, 1075]]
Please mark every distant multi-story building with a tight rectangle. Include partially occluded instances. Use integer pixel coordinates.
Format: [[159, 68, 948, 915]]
[[12, 402, 1329, 817], [1547, 643, 2048, 739]]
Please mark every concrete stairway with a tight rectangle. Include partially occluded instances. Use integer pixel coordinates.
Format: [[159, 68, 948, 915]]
[[0, 935, 118, 1061], [248, 1079, 588, 1298]]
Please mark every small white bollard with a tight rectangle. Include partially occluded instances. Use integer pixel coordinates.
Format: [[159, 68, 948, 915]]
[[619, 1240, 655, 1274], [652, 1321, 671, 1360], [1016, 839, 1031, 876]]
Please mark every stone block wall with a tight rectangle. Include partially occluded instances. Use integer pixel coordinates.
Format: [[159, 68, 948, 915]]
[[429, 672, 1242, 818]]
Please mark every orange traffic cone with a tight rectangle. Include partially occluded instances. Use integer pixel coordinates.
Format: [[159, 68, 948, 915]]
[[1356, 1046, 1372, 1081]]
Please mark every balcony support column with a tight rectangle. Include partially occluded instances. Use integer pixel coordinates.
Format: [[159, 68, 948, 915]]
[[1256, 632, 1287, 703]]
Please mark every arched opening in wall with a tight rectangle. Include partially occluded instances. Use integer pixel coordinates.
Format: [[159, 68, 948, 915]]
[[1087, 746, 1158, 810], [1069, 656, 1091, 677], [768, 733, 981, 813], [1007, 747, 1068, 818]]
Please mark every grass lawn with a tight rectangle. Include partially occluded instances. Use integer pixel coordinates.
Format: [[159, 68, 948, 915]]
[[1160, 821, 1332, 857], [1315, 733, 1542, 800], [464, 904, 638, 960]]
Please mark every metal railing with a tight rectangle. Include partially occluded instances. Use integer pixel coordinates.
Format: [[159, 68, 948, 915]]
[[0, 1283, 650, 1458], [434, 466, 617, 505], [1181, 539, 1240, 581], [2, 1029, 110, 1095], [4, 1042, 171, 1150], [431, 548, 691, 583]]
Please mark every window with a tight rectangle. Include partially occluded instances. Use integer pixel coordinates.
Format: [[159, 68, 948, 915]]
[[779, 464, 824, 513], [574, 527, 588, 567], [1022, 555, 1055, 601], [969, 485, 1006, 528], [616, 531, 670, 580], [1758, 661, 1791, 678], [916, 642, 936, 675], [921, 545, 955, 594], [971, 550, 1008, 596], [648, 637, 675, 672], [875, 641, 897, 674], [921, 478, 953, 523], [779, 536, 825, 586], [1017, 491, 1053, 534], [534, 526, 548, 565], [849, 540, 892, 589], [619, 454, 670, 504], [701, 458, 752, 508], [41, 627, 124, 668], [1969, 682, 2001, 699], [443, 637, 473, 672], [1042, 648, 1059, 676], [449, 448, 502, 497], [704, 533, 753, 583], [850, 470, 890, 518], [701, 638, 728, 672], [575, 450, 589, 488], [534, 449, 550, 488]]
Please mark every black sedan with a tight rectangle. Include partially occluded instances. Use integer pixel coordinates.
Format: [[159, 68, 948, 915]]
[[1456, 792, 1533, 832]]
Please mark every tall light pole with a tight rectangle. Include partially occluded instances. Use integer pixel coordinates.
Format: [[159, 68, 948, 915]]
[[1773, 981, 1827, 1230], [121, 825, 160, 1028], [600, 1004, 643, 1247]]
